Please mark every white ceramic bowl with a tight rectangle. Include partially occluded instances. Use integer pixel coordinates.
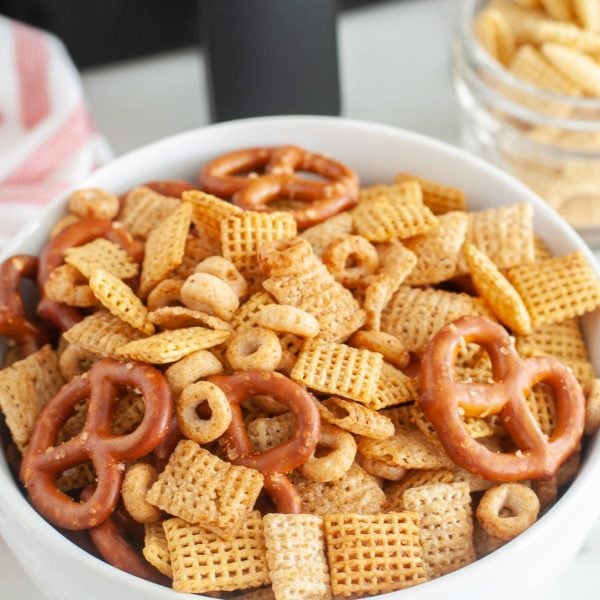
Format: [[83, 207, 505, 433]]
[[1, 116, 599, 600]]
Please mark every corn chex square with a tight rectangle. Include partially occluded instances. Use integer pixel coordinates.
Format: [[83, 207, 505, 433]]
[[507, 251, 600, 328], [0, 345, 64, 452], [164, 511, 270, 594], [120, 186, 181, 240], [143, 522, 173, 578], [64, 238, 138, 280], [300, 211, 354, 257], [324, 512, 427, 596], [293, 463, 386, 515], [147, 440, 263, 537], [63, 310, 147, 358], [291, 338, 383, 404], [352, 181, 438, 242], [402, 482, 476, 580], [395, 173, 466, 214], [115, 327, 230, 364], [247, 413, 296, 453], [183, 189, 243, 240], [140, 201, 193, 297], [369, 362, 418, 411], [221, 211, 297, 274], [263, 514, 331, 600], [384, 470, 456, 512], [516, 319, 589, 363]]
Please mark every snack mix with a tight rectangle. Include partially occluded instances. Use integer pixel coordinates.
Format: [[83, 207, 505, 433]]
[[1, 143, 599, 599], [472, 0, 600, 230]]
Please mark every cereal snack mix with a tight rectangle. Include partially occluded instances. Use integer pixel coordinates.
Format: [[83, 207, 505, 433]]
[[0, 143, 597, 599]]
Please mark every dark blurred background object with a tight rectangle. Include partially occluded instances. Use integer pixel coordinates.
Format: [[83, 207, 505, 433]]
[[0, 0, 385, 69]]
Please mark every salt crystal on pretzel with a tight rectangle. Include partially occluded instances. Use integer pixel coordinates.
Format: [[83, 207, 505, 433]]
[[64, 238, 138, 280], [357, 425, 454, 471], [324, 512, 427, 596], [506, 251, 600, 328], [404, 211, 469, 286], [261, 239, 366, 341], [351, 181, 439, 242], [402, 482, 476, 579], [318, 396, 395, 440], [293, 463, 386, 515], [384, 470, 456, 512], [89, 269, 154, 334], [463, 244, 532, 335], [120, 186, 180, 240], [143, 522, 173, 578], [395, 173, 466, 214], [147, 440, 264, 537], [63, 310, 147, 358], [291, 338, 383, 404], [140, 201, 193, 297], [164, 511, 270, 594], [116, 327, 230, 364], [182, 189, 243, 240], [381, 286, 495, 354], [263, 513, 331, 600], [0, 345, 64, 452], [455, 203, 535, 274], [300, 211, 354, 257]]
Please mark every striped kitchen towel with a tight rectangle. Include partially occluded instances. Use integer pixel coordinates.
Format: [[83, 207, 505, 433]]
[[0, 16, 112, 251]]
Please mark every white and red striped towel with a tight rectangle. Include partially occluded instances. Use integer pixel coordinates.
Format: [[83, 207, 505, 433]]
[[0, 16, 112, 251]]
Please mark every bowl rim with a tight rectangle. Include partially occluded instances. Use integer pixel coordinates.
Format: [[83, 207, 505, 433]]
[[1, 114, 599, 599]]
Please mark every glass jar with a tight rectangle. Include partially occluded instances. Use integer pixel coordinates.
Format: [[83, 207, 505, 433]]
[[452, 0, 600, 246]]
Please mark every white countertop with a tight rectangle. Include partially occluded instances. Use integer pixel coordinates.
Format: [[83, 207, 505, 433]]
[[2, 0, 600, 597]]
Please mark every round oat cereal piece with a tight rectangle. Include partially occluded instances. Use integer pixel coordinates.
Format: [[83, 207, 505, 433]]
[[146, 279, 184, 311], [357, 454, 407, 481], [226, 327, 282, 372], [165, 349, 224, 396], [176, 380, 232, 444], [322, 234, 379, 288], [257, 304, 320, 338], [68, 188, 120, 220], [194, 256, 248, 298], [45, 264, 98, 307], [181, 272, 239, 321], [349, 330, 410, 369], [121, 463, 161, 524], [476, 483, 540, 540]]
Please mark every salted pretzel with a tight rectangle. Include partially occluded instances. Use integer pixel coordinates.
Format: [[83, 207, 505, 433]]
[[0, 255, 46, 357], [420, 316, 585, 481], [37, 219, 143, 331], [80, 486, 168, 585], [209, 370, 320, 513], [144, 179, 197, 198], [21, 358, 173, 530], [200, 145, 359, 229]]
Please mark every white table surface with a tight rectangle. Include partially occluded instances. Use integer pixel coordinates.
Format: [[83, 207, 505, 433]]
[[2, 0, 600, 597]]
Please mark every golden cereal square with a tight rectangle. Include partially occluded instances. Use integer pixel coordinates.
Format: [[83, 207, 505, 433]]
[[368, 362, 418, 411], [140, 201, 193, 296], [395, 173, 466, 214], [171, 233, 222, 280], [143, 522, 173, 578], [63, 310, 147, 358], [402, 482, 476, 580], [0, 345, 64, 452], [164, 511, 270, 594], [120, 186, 181, 240], [263, 514, 331, 600], [324, 512, 427, 597], [64, 238, 138, 280], [146, 440, 263, 536], [291, 338, 383, 404], [247, 413, 296, 453], [183, 189, 243, 240], [384, 470, 456, 512], [115, 327, 230, 364], [231, 291, 276, 331], [516, 319, 589, 363], [381, 286, 495, 354], [300, 212, 354, 257], [506, 251, 600, 327]]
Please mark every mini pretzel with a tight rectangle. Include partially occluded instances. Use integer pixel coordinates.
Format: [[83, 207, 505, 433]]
[[180, 272, 239, 321], [226, 327, 282, 372], [476, 483, 540, 540], [144, 179, 197, 198], [322, 234, 379, 288], [420, 316, 585, 481], [38, 219, 143, 331], [176, 380, 232, 444], [0, 255, 46, 357], [200, 145, 360, 230], [121, 463, 161, 524], [209, 370, 320, 512], [194, 256, 248, 298], [80, 486, 168, 584], [20, 358, 173, 530]]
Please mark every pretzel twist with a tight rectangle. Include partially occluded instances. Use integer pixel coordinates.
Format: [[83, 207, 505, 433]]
[[21, 358, 173, 530], [420, 316, 585, 481], [209, 370, 320, 512], [200, 145, 359, 229]]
